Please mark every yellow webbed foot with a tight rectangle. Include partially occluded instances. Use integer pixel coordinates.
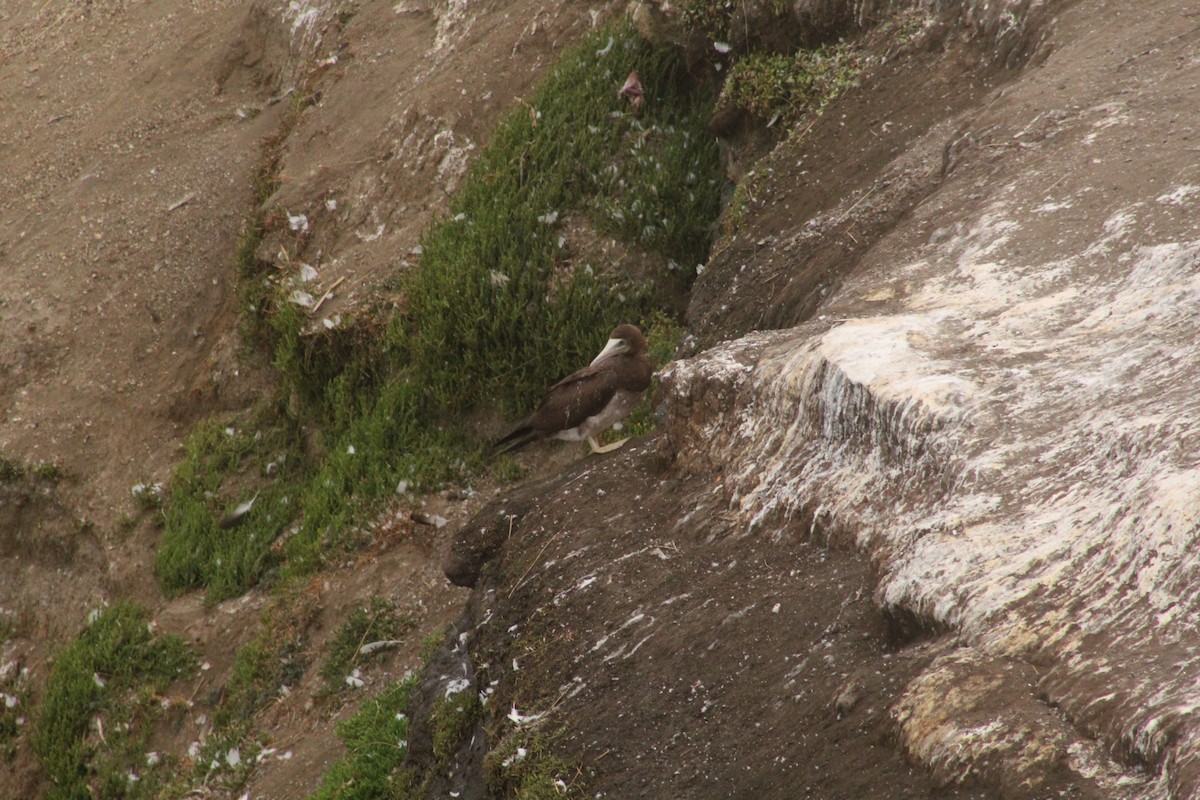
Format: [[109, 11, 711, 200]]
[[588, 435, 629, 454]]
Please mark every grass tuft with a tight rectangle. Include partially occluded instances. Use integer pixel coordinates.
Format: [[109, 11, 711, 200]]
[[308, 676, 417, 800], [486, 729, 588, 800], [155, 413, 302, 603], [720, 43, 862, 127], [318, 596, 416, 696], [130, 481, 164, 512], [0, 455, 65, 485], [29, 602, 195, 800]]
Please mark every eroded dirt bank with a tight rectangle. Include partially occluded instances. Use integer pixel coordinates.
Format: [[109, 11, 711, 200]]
[[0, 0, 620, 795]]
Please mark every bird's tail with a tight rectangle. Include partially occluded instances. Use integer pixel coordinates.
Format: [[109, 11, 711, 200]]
[[492, 421, 538, 456]]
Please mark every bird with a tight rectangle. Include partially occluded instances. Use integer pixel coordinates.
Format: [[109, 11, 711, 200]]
[[494, 324, 653, 456]]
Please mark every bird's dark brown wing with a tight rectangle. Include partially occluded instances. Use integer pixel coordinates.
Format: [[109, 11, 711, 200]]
[[527, 361, 622, 436]]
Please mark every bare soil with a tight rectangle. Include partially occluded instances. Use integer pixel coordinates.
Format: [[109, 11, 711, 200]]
[[0, 0, 607, 794]]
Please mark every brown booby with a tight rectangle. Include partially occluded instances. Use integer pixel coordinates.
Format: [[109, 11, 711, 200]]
[[494, 324, 653, 455]]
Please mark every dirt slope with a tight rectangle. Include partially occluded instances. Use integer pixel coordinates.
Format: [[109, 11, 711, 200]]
[[0, 4, 343, 793], [1, 1, 283, 525], [0, 0, 616, 796]]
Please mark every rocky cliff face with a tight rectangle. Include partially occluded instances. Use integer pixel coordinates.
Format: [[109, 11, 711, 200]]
[[670, 0, 1200, 792], [438, 0, 1200, 797], [694, 0, 1200, 794]]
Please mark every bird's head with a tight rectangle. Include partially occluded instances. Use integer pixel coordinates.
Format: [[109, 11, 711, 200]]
[[590, 324, 647, 366]]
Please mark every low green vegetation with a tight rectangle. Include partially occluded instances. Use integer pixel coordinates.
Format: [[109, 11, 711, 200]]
[[335, 605, 590, 799], [878, 9, 931, 52], [486, 728, 587, 799], [279, 374, 474, 577], [308, 676, 417, 800], [130, 481, 164, 513], [720, 43, 862, 127], [155, 411, 303, 602], [429, 689, 483, 765], [29, 602, 195, 800], [298, 654, 563, 800], [382, 685, 487, 800], [679, 0, 790, 44], [0, 455, 65, 485], [145, 593, 320, 798], [677, 0, 869, 131], [318, 596, 415, 696], [679, 0, 730, 42], [213, 593, 317, 734], [236, 94, 306, 333]]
